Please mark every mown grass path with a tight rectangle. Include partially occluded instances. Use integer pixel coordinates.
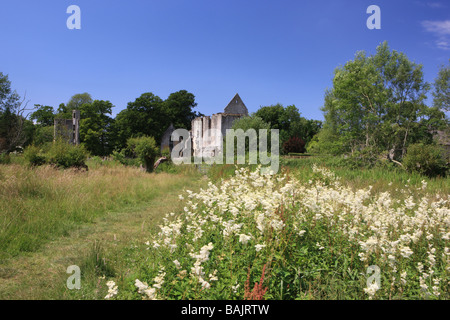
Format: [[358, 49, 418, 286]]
[[0, 171, 207, 299]]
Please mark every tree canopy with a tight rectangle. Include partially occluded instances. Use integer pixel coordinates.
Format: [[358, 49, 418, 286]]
[[114, 90, 202, 150], [254, 104, 321, 147], [314, 41, 445, 160], [79, 100, 115, 156]]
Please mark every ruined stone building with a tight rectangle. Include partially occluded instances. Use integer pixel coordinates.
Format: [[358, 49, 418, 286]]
[[160, 93, 249, 157], [53, 110, 80, 145]]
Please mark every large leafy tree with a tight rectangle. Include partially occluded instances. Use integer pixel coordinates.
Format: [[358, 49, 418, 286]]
[[114, 92, 166, 150], [433, 60, 450, 113], [30, 105, 55, 127], [114, 90, 201, 150], [79, 100, 115, 156], [318, 41, 434, 158], [0, 72, 34, 152], [255, 104, 321, 146], [164, 90, 202, 129], [57, 93, 93, 119]]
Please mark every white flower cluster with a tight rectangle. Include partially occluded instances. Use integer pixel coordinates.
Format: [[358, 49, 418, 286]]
[[134, 267, 166, 300], [105, 280, 118, 299], [139, 165, 449, 299], [189, 242, 214, 289]]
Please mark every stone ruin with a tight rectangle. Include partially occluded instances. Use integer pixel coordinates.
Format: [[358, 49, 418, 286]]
[[160, 93, 249, 158], [53, 110, 80, 145]]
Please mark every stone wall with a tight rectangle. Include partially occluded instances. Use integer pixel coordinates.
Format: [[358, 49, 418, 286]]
[[161, 94, 249, 158]]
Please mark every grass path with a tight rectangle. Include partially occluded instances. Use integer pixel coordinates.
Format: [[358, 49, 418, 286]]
[[0, 174, 208, 299]]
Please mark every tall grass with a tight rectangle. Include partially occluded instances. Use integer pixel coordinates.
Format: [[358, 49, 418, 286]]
[[0, 163, 201, 261], [281, 156, 449, 196]]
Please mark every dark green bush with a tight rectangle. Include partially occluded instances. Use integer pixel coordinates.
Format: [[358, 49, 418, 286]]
[[343, 146, 382, 169], [127, 136, 159, 172], [46, 140, 89, 169], [0, 152, 11, 164], [161, 146, 171, 159], [403, 143, 448, 177], [23, 145, 46, 166], [112, 149, 140, 167]]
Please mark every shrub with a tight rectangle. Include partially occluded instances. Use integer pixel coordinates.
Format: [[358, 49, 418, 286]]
[[161, 146, 171, 159], [112, 149, 140, 167], [0, 152, 11, 165], [23, 145, 46, 166], [127, 136, 159, 172], [46, 140, 89, 169], [282, 136, 306, 154], [33, 126, 54, 146], [403, 143, 448, 177], [343, 146, 383, 169]]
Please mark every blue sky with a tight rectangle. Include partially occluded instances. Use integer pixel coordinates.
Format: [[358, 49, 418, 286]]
[[1, 0, 449, 121]]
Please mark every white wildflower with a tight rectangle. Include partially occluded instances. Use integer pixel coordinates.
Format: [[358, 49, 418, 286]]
[[255, 244, 266, 252], [239, 234, 252, 245], [105, 280, 118, 299]]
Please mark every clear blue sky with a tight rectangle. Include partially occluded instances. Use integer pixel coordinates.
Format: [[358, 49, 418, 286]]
[[1, 0, 449, 121]]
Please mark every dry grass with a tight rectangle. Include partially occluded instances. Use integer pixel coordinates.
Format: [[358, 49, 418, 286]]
[[0, 163, 206, 299]]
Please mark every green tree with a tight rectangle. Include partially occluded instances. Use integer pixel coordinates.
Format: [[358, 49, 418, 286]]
[[433, 60, 450, 113], [30, 105, 55, 127], [229, 114, 271, 153], [114, 93, 166, 150], [255, 104, 321, 147], [114, 90, 200, 150], [164, 90, 203, 129], [57, 93, 93, 119], [127, 136, 159, 172], [319, 42, 431, 159], [0, 72, 34, 152], [33, 126, 54, 146], [403, 143, 447, 177], [79, 100, 115, 156]]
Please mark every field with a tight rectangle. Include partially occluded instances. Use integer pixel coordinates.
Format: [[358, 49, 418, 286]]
[[0, 156, 448, 300]]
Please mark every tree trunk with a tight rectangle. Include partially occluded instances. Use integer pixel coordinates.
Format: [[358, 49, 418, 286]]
[[153, 157, 168, 171]]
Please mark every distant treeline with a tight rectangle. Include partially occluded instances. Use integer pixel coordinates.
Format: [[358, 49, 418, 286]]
[[1, 42, 448, 176]]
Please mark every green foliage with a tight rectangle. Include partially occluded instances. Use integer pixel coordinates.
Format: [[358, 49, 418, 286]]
[[229, 115, 271, 153], [161, 146, 171, 159], [0, 152, 11, 164], [115, 91, 201, 150], [111, 149, 140, 167], [32, 126, 54, 146], [0, 72, 33, 152], [164, 90, 203, 129], [30, 105, 55, 127], [432, 60, 450, 113], [79, 100, 115, 156], [127, 136, 159, 172], [308, 128, 344, 156], [318, 42, 438, 161], [0, 72, 20, 113], [111, 166, 449, 300], [403, 143, 448, 177], [343, 146, 387, 169], [46, 140, 89, 169], [56, 93, 93, 119], [255, 104, 321, 146], [23, 145, 46, 166]]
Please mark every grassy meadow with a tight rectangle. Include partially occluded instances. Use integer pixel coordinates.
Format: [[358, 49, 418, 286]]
[[0, 155, 448, 300]]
